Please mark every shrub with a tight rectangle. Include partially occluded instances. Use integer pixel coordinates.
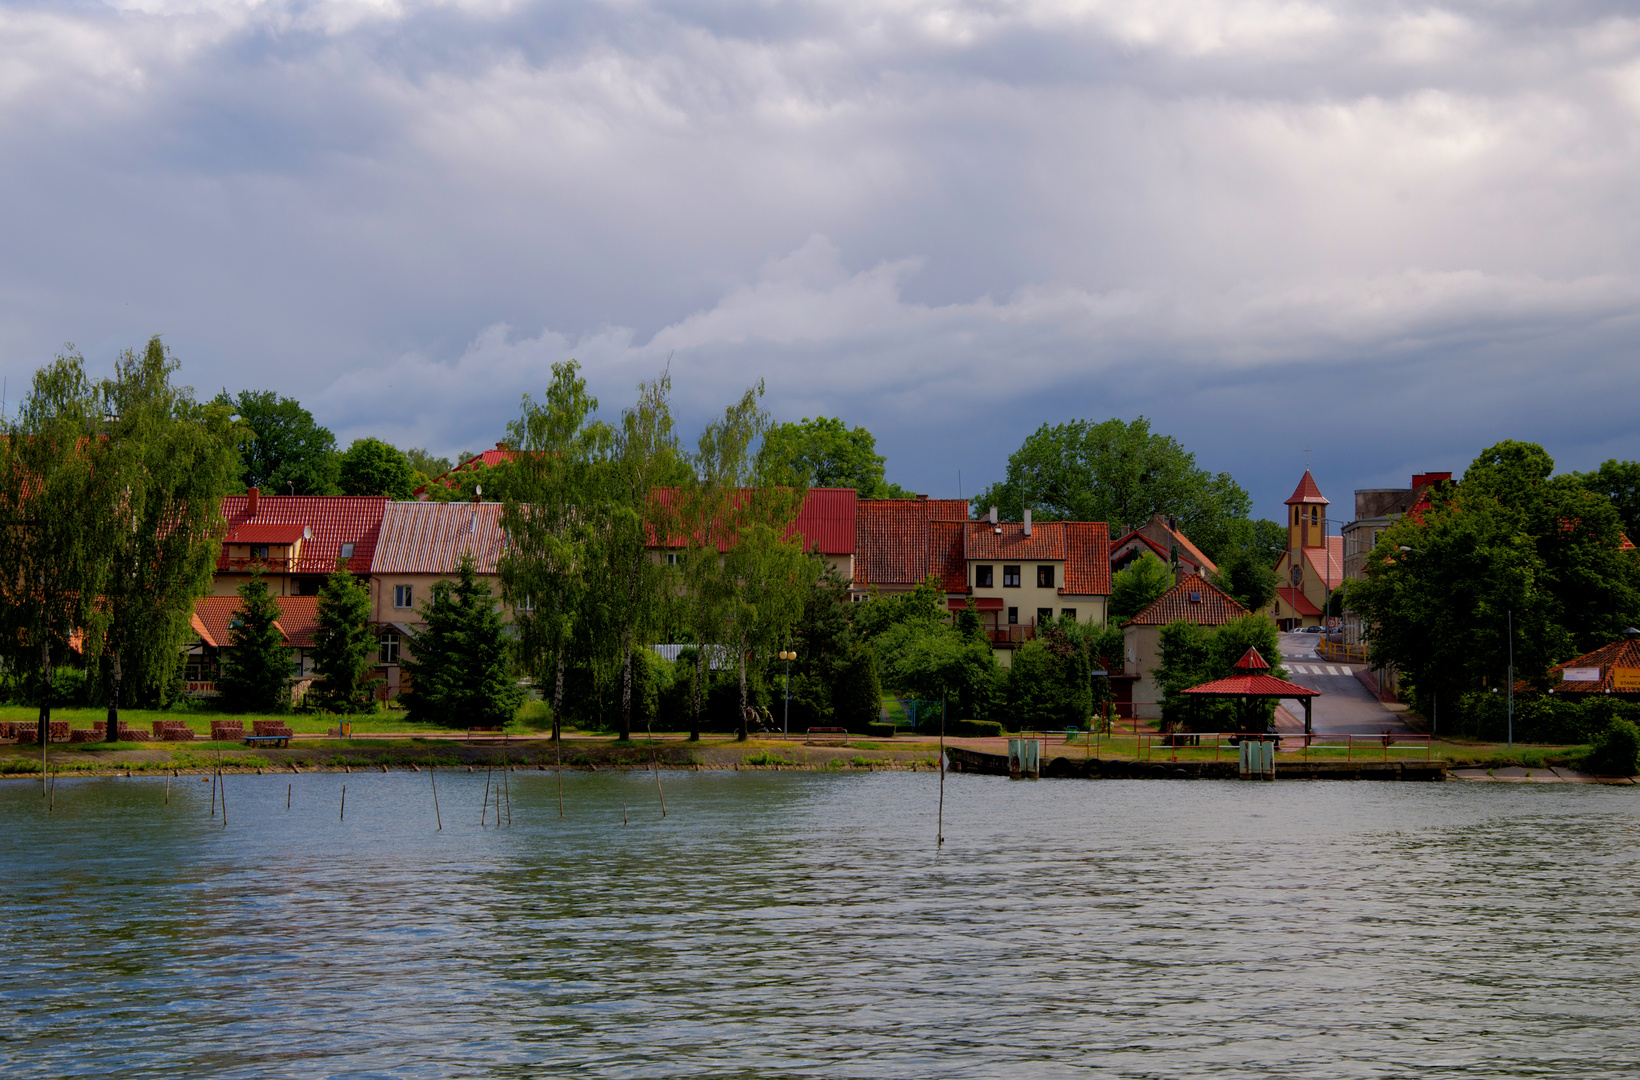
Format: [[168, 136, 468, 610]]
[[1587, 718, 1640, 775], [949, 718, 1004, 738], [832, 648, 883, 734]]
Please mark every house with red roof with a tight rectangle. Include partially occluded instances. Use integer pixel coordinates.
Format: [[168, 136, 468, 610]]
[[1110, 513, 1218, 581], [1262, 470, 1343, 631], [183, 595, 322, 701], [1120, 573, 1249, 719], [1540, 630, 1640, 699], [211, 488, 387, 599]]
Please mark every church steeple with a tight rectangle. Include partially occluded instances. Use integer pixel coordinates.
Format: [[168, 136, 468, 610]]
[[1284, 470, 1329, 551]]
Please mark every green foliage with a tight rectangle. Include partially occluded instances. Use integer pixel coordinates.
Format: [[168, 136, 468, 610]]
[[337, 437, 417, 498], [1003, 638, 1090, 731], [832, 648, 883, 733], [972, 416, 1251, 560], [852, 576, 948, 641], [1209, 548, 1278, 614], [217, 389, 339, 495], [423, 458, 520, 502], [217, 574, 291, 713], [1153, 614, 1284, 731], [1587, 718, 1640, 776], [948, 718, 1005, 737], [401, 554, 525, 727], [313, 564, 376, 711], [1351, 441, 1640, 727], [761, 415, 913, 498], [1573, 459, 1640, 544], [1109, 552, 1173, 623], [404, 447, 451, 489], [873, 616, 1001, 724]]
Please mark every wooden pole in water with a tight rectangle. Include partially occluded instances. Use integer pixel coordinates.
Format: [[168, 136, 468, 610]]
[[500, 751, 512, 826], [481, 765, 492, 826], [622, 800, 627, 826], [210, 769, 217, 818], [937, 693, 946, 848], [165, 774, 170, 805], [647, 718, 666, 818], [287, 782, 291, 809], [556, 730, 564, 819], [219, 766, 227, 827], [340, 785, 346, 821], [430, 767, 441, 830]]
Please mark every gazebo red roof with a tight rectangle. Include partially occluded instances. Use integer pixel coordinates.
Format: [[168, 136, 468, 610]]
[[1181, 673, 1321, 698], [1235, 647, 1271, 671]]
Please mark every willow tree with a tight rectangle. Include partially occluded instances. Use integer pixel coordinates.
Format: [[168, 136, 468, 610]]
[[500, 360, 606, 739], [93, 337, 239, 730], [0, 352, 124, 743]]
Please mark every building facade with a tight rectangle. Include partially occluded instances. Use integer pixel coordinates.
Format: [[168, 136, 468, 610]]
[[1263, 471, 1343, 631]]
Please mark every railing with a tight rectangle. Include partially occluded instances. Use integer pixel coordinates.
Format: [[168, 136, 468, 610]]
[[216, 556, 293, 572], [984, 625, 1037, 646], [1137, 730, 1433, 763], [1316, 640, 1370, 664]]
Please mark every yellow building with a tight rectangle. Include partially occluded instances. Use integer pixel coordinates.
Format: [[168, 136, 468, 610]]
[[1265, 470, 1342, 630]]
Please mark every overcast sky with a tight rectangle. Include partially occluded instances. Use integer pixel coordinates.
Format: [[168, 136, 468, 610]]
[[3, 0, 1638, 522]]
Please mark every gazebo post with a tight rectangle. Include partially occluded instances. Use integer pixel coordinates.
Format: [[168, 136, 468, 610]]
[[1303, 698, 1312, 743]]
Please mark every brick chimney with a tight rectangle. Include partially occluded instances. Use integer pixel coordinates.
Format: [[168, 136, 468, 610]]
[[247, 487, 259, 516]]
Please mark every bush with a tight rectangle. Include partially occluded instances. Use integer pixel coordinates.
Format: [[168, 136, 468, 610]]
[[949, 718, 1004, 738], [867, 722, 896, 738], [1587, 718, 1640, 775], [832, 648, 883, 734]]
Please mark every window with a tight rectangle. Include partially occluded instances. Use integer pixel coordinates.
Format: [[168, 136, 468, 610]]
[[394, 584, 413, 608], [1061, 608, 1076, 622], [974, 564, 993, 588], [1189, 591, 1202, 603], [1036, 607, 1053, 625], [1002, 565, 1021, 587], [250, 544, 269, 560], [665, 552, 682, 566], [1036, 565, 1055, 588], [379, 631, 399, 665], [291, 652, 306, 678], [340, 543, 355, 560], [516, 595, 534, 611], [1007, 606, 1019, 625]]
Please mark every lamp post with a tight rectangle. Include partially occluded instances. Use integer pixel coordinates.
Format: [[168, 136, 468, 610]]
[[779, 649, 796, 736]]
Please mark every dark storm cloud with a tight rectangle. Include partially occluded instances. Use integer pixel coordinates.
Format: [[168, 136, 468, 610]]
[[2, 0, 1638, 518]]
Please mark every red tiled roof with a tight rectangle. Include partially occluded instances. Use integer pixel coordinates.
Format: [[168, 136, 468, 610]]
[[855, 499, 936, 587], [1161, 522, 1217, 576], [1122, 573, 1248, 627], [921, 499, 971, 521], [1060, 521, 1111, 596], [1111, 531, 1171, 563], [964, 522, 1065, 561], [949, 597, 1004, 610], [225, 523, 308, 544], [931, 520, 968, 591], [1273, 586, 1323, 618], [371, 501, 506, 574], [1285, 470, 1330, 506], [1303, 537, 1345, 586], [1235, 647, 1270, 670], [219, 496, 385, 575], [1182, 673, 1321, 697], [191, 596, 322, 650], [1544, 637, 1640, 694], [654, 487, 857, 556]]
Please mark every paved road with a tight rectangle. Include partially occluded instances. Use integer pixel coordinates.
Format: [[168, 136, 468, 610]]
[[1276, 632, 1418, 736]]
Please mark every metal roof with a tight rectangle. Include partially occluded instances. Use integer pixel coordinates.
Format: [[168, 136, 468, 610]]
[[1181, 673, 1321, 698], [369, 501, 507, 575]]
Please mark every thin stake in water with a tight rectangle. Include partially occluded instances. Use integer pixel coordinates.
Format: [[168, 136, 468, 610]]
[[556, 730, 564, 819], [623, 801, 627, 826], [287, 783, 291, 809], [647, 718, 666, 818], [165, 774, 170, 805], [481, 765, 493, 826], [937, 694, 946, 848], [430, 766, 442, 830], [340, 784, 346, 822], [500, 751, 512, 826]]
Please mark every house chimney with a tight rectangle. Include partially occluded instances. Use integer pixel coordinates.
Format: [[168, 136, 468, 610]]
[[989, 506, 998, 525], [1023, 508, 1032, 536], [247, 487, 259, 516]]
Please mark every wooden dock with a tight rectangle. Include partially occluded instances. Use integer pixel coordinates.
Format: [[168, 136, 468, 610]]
[[944, 746, 1447, 782]]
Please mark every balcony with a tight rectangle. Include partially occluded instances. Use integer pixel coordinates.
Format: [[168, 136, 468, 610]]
[[982, 624, 1038, 647], [216, 556, 293, 572]]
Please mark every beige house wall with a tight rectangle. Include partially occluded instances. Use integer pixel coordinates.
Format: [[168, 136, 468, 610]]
[[1123, 624, 1164, 719]]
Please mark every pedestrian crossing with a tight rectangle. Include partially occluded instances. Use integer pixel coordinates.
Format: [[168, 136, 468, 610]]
[[1286, 663, 1350, 676]]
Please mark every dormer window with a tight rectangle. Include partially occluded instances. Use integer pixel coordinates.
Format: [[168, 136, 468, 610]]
[[340, 543, 355, 560]]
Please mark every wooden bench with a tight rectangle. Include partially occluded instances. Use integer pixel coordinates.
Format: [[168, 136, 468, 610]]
[[243, 735, 290, 748], [466, 726, 508, 745], [805, 727, 849, 746]]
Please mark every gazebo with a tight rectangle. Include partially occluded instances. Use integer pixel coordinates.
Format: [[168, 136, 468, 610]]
[[1180, 647, 1322, 736]]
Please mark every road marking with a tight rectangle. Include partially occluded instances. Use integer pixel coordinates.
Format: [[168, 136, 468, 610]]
[[1326, 666, 1343, 676]]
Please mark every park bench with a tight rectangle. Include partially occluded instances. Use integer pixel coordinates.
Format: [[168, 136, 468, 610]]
[[466, 726, 508, 745], [805, 727, 849, 746], [243, 735, 290, 748]]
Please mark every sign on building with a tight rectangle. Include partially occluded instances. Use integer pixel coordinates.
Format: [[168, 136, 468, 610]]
[[1562, 667, 1601, 682], [1612, 667, 1640, 691]]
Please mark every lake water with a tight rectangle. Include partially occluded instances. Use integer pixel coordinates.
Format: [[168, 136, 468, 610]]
[[3, 769, 1639, 1078]]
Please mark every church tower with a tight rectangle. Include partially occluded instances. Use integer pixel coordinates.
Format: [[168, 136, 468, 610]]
[[1266, 470, 1340, 630], [1285, 470, 1330, 552]]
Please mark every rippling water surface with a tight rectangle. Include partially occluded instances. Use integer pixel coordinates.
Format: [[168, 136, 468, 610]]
[[3, 769, 1639, 1078]]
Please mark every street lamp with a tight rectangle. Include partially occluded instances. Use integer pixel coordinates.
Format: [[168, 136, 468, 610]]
[[779, 649, 797, 736]]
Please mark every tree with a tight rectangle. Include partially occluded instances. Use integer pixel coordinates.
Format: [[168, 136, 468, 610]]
[[0, 351, 125, 743], [500, 361, 604, 740], [1109, 552, 1173, 623], [1003, 636, 1090, 730], [723, 515, 811, 740], [972, 417, 1251, 559], [1153, 614, 1284, 731], [92, 337, 240, 728], [405, 447, 451, 489], [832, 647, 883, 731], [218, 390, 339, 495], [338, 438, 417, 498], [1210, 548, 1280, 614], [1574, 459, 1640, 543], [401, 553, 524, 727], [312, 562, 376, 711], [761, 415, 913, 498], [217, 573, 291, 713]]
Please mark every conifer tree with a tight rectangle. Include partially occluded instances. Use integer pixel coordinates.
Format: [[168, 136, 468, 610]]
[[313, 561, 375, 712], [402, 553, 524, 727], [217, 572, 291, 713]]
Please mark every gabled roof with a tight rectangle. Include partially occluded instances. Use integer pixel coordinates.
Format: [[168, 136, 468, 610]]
[[1285, 470, 1330, 506], [225, 523, 308, 544], [930, 520, 968, 592], [1182, 673, 1320, 698], [855, 498, 939, 587], [371, 501, 507, 574], [1544, 636, 1640, 694], [1302, 536, 1345, 584], [1111, 531, 1171, 563], [219, 496, 385, 575], [191, 596, 322, 650], [964, 522, 1064, 561], [1060, 521, 1112, 596], [1122, 573, 1248, 627], [655, 487, 858, 556], [1235, 647, 1270, 671]]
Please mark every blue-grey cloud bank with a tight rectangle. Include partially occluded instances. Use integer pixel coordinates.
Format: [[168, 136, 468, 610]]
[[3, 0, 1638, 520]]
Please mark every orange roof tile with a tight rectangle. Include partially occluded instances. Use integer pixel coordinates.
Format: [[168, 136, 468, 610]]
[[1182, 673, 1320, 697], [931, 520, 968, 592], [1060, 521, 1111, 596], [1302, 537, 1345, 585], [963, 522, 1065, 561], [1544, 636, 1640, 694], [855, 499, 936, 587], [1123, 574, 1248, 627], [219, 496, 385, 575], [191, 596, 322, 650]]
